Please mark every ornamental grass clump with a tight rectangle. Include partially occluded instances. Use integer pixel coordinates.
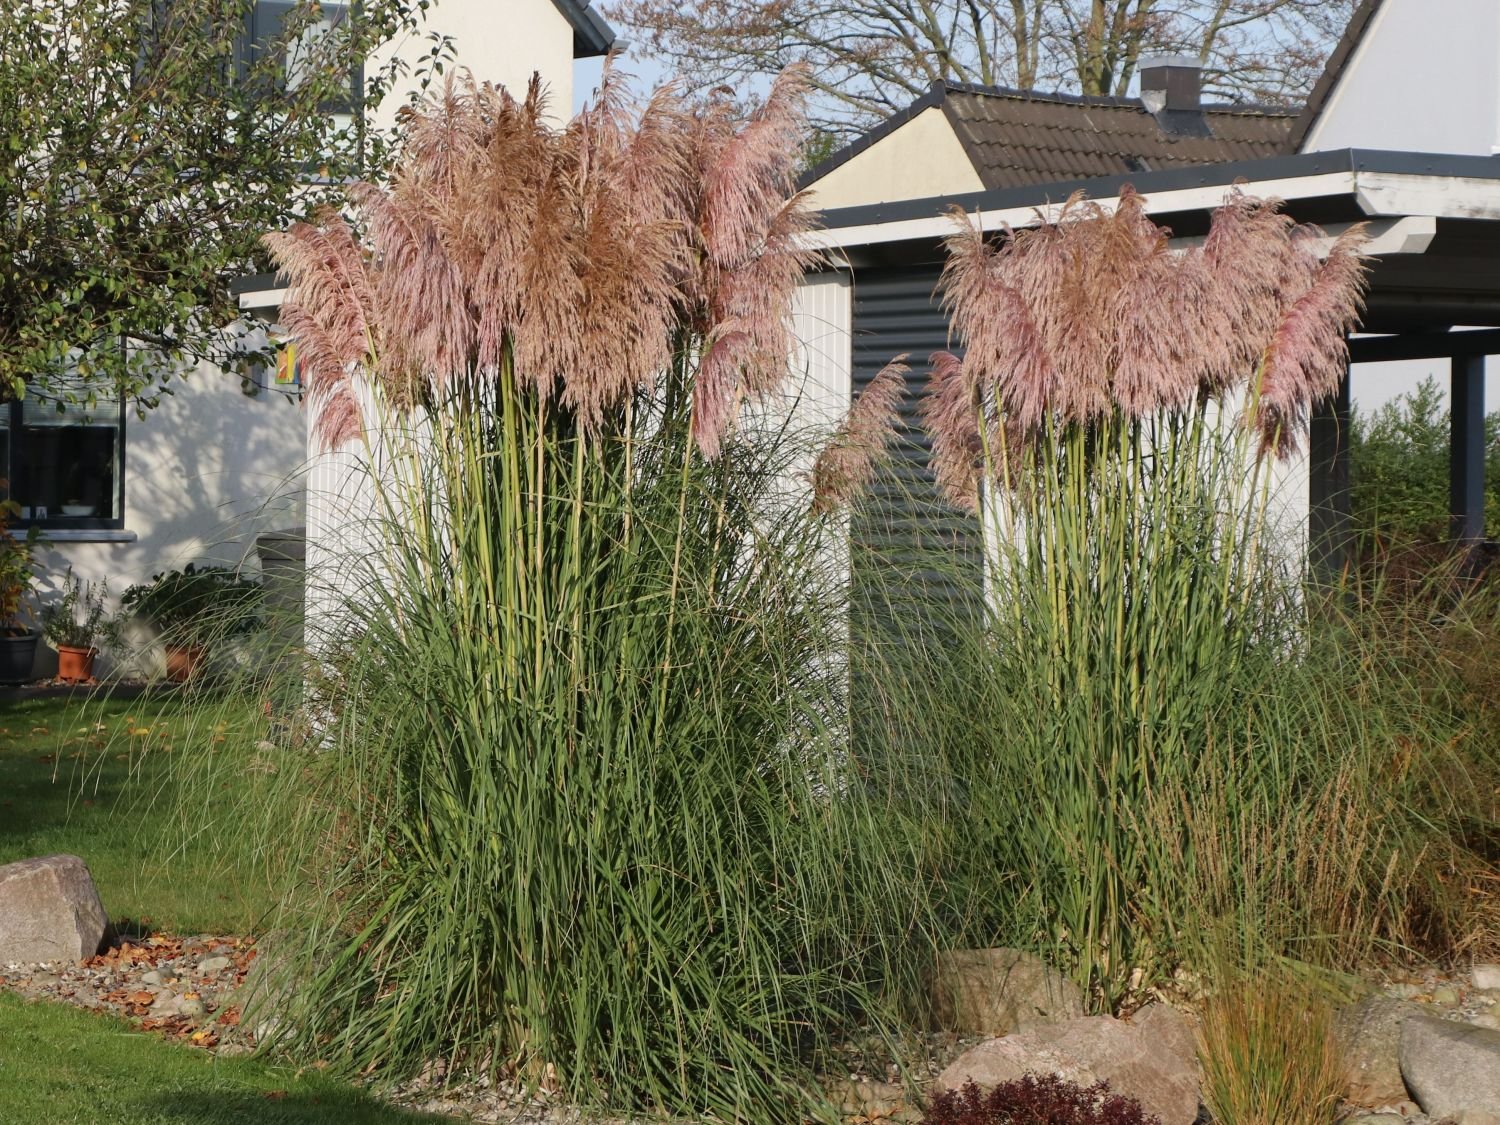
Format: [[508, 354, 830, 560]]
[[252, 71, 924, 1117], [883, 191, 1371, 1005]]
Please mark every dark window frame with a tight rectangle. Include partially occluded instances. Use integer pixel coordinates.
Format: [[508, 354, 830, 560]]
[[3, 392, 128, 533], [237, 0, 363, 117]]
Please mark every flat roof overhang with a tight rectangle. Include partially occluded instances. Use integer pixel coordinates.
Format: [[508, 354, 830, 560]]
[[811, 148, 1500, 334]]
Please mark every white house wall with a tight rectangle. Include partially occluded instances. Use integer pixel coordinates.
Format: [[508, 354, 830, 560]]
[[31, 363, 306, 678], [367, 0, 577, 131], [806, 108, 985, 212], [1302, 0, 1500, 156]]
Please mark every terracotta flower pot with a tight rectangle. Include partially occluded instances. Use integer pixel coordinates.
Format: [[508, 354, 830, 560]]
[[56, 644, 97, 685], [164, 643, 206, 683]]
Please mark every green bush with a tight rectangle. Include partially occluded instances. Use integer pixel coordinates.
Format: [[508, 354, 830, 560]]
[[1349, 375, 1500, 548]]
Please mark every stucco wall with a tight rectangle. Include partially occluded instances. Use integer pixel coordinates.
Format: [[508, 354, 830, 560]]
[[807, 107, 985, 211], [29, 361, 306, 678], [367, 0, 576, 130], [1302, 0, 1500, 155]]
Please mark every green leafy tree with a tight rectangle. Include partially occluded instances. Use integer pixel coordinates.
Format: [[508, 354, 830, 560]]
[[0, 0, 437, 411], [1349, 375, 1500, 546]]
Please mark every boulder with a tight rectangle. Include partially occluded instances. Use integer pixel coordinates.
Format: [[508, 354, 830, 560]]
[[0, 855, 107, 964], [1473, 964, 1500, 992], [931, 948, 1084, 1036], [1335, 995, 1425, 1107], [1399, 1014, 1500, 1116], [934, 1014, 1200, 1125]]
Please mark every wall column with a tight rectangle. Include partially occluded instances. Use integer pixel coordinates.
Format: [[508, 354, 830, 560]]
[[1450, 354, 1486, 543], [1309, 361, 1352, 583]]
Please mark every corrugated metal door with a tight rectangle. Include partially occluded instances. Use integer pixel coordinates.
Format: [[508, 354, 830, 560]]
[[849, 263, 983, 650]]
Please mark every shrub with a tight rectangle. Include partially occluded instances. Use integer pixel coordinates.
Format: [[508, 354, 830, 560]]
[[922, 1076, 1160, 1125], [41, 568, 119, 650], [865, 192, 1370, 1006], [121, 563, 262, 648], [1196, 975, 1345, 1125], [239, 70, 931, 1119]]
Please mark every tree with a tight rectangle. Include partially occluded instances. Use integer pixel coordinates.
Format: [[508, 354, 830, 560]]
[[0, 0, 435, 411], [607, 0, 1360, 138]]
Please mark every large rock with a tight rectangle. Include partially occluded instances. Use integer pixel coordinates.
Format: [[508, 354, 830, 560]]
[[1335, 995, 1425, 1107], [931, 948, 1084, 1036], [0, 855, 107, 964], [934, 1014, 1200, 1125], [1399, 1014, 1500, 1116]]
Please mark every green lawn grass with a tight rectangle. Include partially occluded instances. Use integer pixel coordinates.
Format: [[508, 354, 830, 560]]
[[0, 691, 283, 934], [0, 692, 455, 1124], [0, 992, 440, 1124]]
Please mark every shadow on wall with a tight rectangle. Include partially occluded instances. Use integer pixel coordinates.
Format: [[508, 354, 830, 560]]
[[25, 362, 308, 681]]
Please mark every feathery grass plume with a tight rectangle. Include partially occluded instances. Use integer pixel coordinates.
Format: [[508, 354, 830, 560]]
[[266, 66, 813, 456], [921, 349, 985, 512], [262, 210, 376, 448], [926, 190, 1369, 507], [1257, 224, 1370, 455], [812, 355, 908, 514]]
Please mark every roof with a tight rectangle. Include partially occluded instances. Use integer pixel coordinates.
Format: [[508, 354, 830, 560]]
[[943, 85, 1296, 189], [800, 81, 1296, 192], [1287, 0, 1386, 152], [550, 0, 616, 58]]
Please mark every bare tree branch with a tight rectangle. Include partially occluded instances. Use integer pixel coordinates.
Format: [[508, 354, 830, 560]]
[[606, 0, 1360, 137]]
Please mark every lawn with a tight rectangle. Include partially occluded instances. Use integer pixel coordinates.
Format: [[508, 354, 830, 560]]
[[0, 691, 283, 934], [0, 691, 447, 1124], [0, 991, 437, 1124]]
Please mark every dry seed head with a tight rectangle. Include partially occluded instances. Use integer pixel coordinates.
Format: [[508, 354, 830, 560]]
[[265, 68, 814, 456], [922, 190, 1369, 507], [811, 355, 908, 515]]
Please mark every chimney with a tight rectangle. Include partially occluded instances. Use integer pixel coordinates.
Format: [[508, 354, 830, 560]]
[[1139, 56, 1211, 137]]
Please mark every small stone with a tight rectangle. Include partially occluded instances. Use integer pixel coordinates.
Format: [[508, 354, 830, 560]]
[[196, 955, 232, 976], [141, 970, 162, 986], [1387, 983, 1424, 1001], [1474, 965, 1500, 992], [1336, 995, 1425, 1108], [177, 994, 207, 1020], [1433, 986, 1461, 1005]]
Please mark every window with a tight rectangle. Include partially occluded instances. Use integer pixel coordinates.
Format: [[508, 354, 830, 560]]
[[1, 382, 126, 531], [239, 1, 360, 115]]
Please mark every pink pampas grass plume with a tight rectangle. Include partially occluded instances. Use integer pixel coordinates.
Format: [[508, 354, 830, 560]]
[[812, 356, 909, 514]]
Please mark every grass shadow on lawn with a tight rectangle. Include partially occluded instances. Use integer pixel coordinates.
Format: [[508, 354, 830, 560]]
[[0, 691, 285, 935], [0, 993, 444, 1124]]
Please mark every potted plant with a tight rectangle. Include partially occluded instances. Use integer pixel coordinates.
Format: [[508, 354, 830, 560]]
[[0, 499, 42, 685], [121, 563, 262, 682], [42, 569, 120, 684]]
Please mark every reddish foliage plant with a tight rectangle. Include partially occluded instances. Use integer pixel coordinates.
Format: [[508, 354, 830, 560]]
[[922, 1076, 1162, 1125]]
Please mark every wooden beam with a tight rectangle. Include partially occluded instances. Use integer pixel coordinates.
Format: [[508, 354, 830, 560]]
[[1349, 329, 1500, 364], [1451, 354, 1486, 543], [1310, 362, 1353, 584]]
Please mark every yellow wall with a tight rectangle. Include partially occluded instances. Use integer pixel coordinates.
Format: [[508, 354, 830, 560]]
[[806, 107, 984, 211]]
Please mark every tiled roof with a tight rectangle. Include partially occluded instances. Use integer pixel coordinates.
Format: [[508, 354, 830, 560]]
[[940, 85, 1297, 190]]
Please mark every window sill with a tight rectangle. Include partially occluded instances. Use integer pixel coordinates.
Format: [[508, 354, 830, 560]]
[[36, 529, 138, 544]]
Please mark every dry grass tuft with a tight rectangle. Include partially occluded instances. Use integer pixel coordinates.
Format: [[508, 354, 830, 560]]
[[1196, 973, 1346, 1125]]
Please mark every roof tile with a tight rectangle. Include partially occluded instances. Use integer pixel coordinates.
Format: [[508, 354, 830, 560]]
[[941, 87, 1296, 190]]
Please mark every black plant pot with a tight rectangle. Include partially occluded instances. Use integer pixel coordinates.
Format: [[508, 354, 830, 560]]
[[0, 632, 39, 685]]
